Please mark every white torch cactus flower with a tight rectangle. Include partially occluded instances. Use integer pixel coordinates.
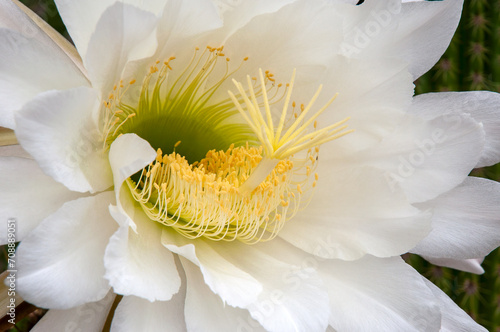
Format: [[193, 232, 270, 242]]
[[0, 0, 499, 331]]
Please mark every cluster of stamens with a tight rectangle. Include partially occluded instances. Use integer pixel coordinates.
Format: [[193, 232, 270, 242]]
[[101, 45, 353, 243], [127, 143, 318, 243]]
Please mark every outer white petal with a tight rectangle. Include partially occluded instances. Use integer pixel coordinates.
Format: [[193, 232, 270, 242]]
[[423, 279, 487, 332], [393, 0, 463, 79], [279, 166, 431, 260], [352, 112, 484, 203], [162, 232, 330, 332], [54, 0, 168, 60], [0, 157, 83, 244], [0, 26, 88, 129], [339, 0, 463, 79], [320, 256, 441, 332], [32, 291, 116, 332], [110, 295, 186, 332], [9, 0, 86, 74], [105, 134, 180, 302], [182, 258, 265, 332], [15, 87, 113, 193], [423, 257, 485, 275], [412, 177, 500, 260], [411, 91, 500, 168], [84, 2, 158, 94], [16, 192, 117, 309]]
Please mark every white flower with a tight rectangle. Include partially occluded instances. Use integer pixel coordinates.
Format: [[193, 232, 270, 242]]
[[0, 0, 499, 331]]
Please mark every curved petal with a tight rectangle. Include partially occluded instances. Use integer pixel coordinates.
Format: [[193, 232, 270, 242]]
[[0, 27, 88, 129], [397, 0, 463, 79], [162, 231, 330, 332], [110, 294, 186, 332], [412, 177, 500, 260], [213, 0, 344, 98], [350, 112, 484, 203], [423, 278, 487, 332], [181, 258, 265, 332], [84, 2, 158, 95], [54, 0, 168, 60], [411, 91, 500, 168], [0, 157, 83, 244], [215, 0, 297, 42], [157, 0, 221, 44], [338, 0, 463, 79], [320, 256, 441, 332], [423, 257, 485, 275], [104, 193, 181, 302], [16, 191, 117, 309], [107, 133, 156, 227], [15, 87, 113, 193], [10, 0, 85, 74], [279, 166, 431, 260], [106, 135, 179, 302], [161, 229, 262, 309], [32, 291, 116, 332]]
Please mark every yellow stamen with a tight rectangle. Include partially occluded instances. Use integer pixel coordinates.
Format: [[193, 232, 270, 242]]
[[229, 69, 353, 194], [128, 144, 312, 243]]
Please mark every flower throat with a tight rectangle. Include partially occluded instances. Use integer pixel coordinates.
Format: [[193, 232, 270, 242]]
[[101, 46, 353, 243]]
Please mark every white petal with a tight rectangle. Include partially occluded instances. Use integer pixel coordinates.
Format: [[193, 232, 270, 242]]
[[219, 1, 343, 96], [162, 232, 330, 332], [423, 257, 485, 275], [397, 0, 463, 79], [339, 0, 463, 79], [16, 192, 117, 309], [318, 56, 413, 156], [15, 87, 113, 193], [84, 2, 158, 94], [108, 133, 156, 225], [423, 278, 487, 332], [412, 177, 500, 260], [161, 229, 262, 308], [32, 291, 116, 332], [0, 157, 83, 244], [104, 192, 181, 302], [0, 27, 88, 129], [352, 112, 484, 203], [320, 256, 441, 332], [10, 0, 86, 74], [411, 91, 500, 168], [182, 258, 265, 332], [215, 0, 296, 42], [279, 166, 431, 260], [54, 0, 167, 60], [157, 0, 221, 45], [110, 295, 186, 332]]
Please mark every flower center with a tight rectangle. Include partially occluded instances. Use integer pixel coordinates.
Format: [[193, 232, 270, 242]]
[[100, 46, 352, 243]]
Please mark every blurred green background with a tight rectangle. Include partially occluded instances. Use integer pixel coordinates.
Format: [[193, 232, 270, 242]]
[[1, 0, 499, 331]]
